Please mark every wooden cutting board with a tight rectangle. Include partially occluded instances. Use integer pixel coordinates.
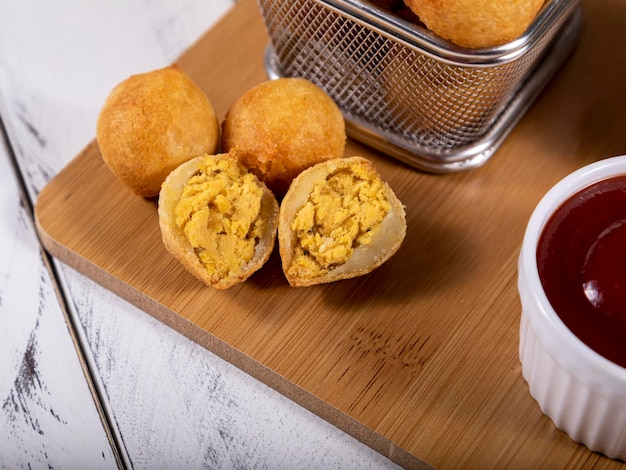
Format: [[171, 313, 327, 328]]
[[34, 0, 626, 468]]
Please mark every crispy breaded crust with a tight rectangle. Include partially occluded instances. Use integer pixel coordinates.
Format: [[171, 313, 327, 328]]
[[404, 0, 545, 48], [96, 64, 220, 197], [222, 78, 346, 197]]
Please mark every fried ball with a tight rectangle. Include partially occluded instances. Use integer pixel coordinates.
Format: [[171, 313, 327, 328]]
[[96, 64, 220, 197], [222, 78, 346, 197], [158, 151, 279, 289], [278, 156, 406, 287], [404, 0, 545, 48]]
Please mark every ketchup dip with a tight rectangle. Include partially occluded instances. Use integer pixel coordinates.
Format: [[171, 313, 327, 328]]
[[519, 157, 626, 460], [537, 175, 626, 369]]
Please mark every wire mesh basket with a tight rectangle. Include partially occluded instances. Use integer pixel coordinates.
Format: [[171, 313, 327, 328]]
[[258, 0, 582, 172]]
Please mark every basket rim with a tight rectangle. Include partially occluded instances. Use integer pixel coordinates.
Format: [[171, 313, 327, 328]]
[[305, 0, 581, 66]]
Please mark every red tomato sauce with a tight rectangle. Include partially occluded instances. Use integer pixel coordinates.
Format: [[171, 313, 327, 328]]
[[537, 175, 626, 369]]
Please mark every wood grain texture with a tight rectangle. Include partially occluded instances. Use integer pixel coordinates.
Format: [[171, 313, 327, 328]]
[[34, 0, 626, 468]]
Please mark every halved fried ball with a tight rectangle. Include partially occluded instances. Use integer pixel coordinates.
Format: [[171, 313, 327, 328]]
[[97, 64, 220, 197], [404, 0, 545, 48], [158, 151, 279, 289], [278, 156, 406, 287], [222, 78, 346, 197]]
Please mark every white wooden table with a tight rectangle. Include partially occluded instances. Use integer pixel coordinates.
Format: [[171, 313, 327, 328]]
[[0, 2, 401, 468]]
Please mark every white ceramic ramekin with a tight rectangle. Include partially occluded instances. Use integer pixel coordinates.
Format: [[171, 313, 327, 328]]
[[518, 156, 626, 460]]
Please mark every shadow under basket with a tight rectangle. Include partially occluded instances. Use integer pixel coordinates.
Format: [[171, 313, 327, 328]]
[[259, 0, 583, 173]]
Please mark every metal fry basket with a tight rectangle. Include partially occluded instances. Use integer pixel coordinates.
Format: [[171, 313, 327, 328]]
[[258, 0, 582, 172]]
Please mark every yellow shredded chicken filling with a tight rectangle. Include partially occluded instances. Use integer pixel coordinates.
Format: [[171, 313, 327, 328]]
[[288, 163, 390, 278], [174, 155, 265, 279]]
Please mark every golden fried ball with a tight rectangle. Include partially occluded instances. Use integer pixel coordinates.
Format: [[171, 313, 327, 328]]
[[404, 0, 545, 48], [158, 151, 279, 289], [96, 64, 220, 197], [222, 78, 346, 197], [278, 156, 406, 287]]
